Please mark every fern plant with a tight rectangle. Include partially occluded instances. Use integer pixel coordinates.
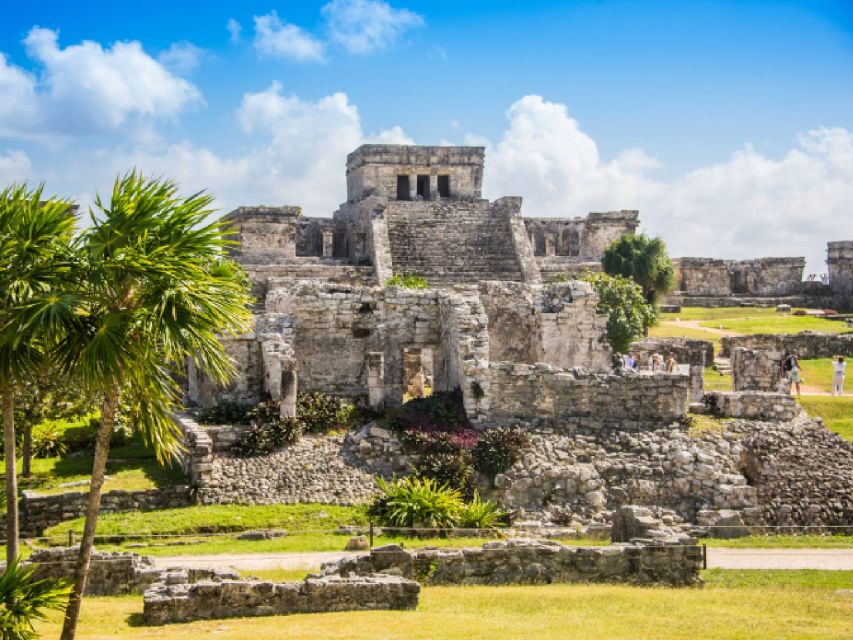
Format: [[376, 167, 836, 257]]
[[0, 557, 71, 640], [369, 476, 462, 530]]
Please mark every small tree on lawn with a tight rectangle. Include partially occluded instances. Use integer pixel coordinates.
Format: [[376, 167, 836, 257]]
[[18, 173, 253, 640], [587, 272, 657, 352], [602, 233, 676, 306], [0, 184, 76, 565]]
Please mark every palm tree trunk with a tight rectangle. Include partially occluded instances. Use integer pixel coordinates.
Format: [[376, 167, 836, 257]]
[[59, 387, 117, 640], [3, 385, 18, 566], [21, 424, 32, 479]]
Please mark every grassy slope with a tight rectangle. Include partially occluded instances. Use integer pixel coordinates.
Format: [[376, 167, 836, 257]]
[[700, 315, 852, 335], [799, 396, 853, 441], [34, 572, 853, 640]]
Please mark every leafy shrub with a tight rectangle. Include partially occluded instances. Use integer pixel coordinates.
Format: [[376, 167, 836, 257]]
[[413, 451, 474, 493], [231, 401, 302, 457], [368, 476, 461, 529], [586, 271, 657, 352], [552, 272, 569, 283], [390, 388, 470, 431], [0, 557, 71, 640], [384, 274, 429, 289], [297, 391, 355, 434], [457, 492, 506, 529], [31, 422, 68, 458], [472, 427, 529, 479], [197, 401, 254, 425]]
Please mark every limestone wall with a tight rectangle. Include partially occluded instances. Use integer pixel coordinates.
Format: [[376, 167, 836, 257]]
[[223, 207, 300, 264], [631, 338, 712, 402], [144, 574, 420, 625], [673, 257, 805, 298], [486, 363, 689, 425], [704, 391, 800, 422], [525, 211, 639, 259], [828, 241, 853, 298], [730, 348, 787, 393], [721, 332, 853, 358], [325, 539, 702, 587], [479, 281, 611, 372]]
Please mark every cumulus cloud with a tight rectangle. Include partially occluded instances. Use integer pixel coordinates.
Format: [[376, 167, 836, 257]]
[[322, 0, 424, 54], [227, 18, 242, 43], [253, 12, 326, 62], [0, 28, 202, 141], [0, 149, 33, 184], [479, 95, 853, 272], [158, 41, 207, 75]]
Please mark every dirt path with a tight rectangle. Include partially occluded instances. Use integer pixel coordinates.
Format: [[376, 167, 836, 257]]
[[151, 548, 853, 572], [667, 319, 743, 337]]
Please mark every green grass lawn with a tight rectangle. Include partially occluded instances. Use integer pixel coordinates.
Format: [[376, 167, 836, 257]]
[[34, 571, 853, 640], [799, 396, 853, 441], [6, 443, 186, 495], [703, 366, 732, 391], [699, 315, 852, 335], [661, 307, 782, 321], [704, 535, 853, 549]]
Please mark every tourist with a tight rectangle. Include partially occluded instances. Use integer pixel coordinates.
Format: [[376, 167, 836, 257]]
[[650, 353, 663, 372], [832, 356, 846, 396], [821, 273, 830, 285], [622, 352, 637, 369], [665, 352, 679, 373], [781, 351, 805, 396]]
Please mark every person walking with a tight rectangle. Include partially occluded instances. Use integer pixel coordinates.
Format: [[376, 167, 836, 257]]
[[832, 356, 846, 396], [781, 351, 805, 396]]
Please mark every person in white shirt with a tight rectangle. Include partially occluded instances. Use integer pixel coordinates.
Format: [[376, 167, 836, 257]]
[[832, 356, 846, 396]]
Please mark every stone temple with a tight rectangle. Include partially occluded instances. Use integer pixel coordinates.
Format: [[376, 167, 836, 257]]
[[188, 143, 852, 421]]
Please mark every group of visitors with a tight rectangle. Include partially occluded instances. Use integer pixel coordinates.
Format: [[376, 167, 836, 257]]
[[618, 351, 679, 373], [805, 273, 830, 285], [779, 352, 846, 396]]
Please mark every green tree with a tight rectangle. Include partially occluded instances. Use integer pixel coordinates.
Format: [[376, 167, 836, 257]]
[[18, 173, 253, 640], [587, 272, 657, 352], [0, 184, 76, 565], [0, 557, 71, 640], [601, 234, 676, 305]]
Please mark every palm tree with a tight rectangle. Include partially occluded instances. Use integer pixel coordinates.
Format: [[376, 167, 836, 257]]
[[602, 233, 676, 306], [0, 184, 76, 565], [0, 557, 71, 640], [17, 173, 252, 640]]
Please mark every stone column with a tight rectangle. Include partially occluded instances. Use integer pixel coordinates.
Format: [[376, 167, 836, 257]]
[[366, 352, 385, 412], [544, 234, 556, 257], [280, 359, 298, 419], [403, 348, 425, 398], [322, 229, 334, 258]]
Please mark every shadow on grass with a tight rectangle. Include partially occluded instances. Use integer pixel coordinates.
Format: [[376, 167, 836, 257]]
[[126, 612, 147, 627]]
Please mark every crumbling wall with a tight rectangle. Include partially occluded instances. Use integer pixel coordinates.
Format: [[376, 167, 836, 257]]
[[673, 257, 805, 298], [704, 391, 800, 422], [730, 348, 787, 392], [525, 211, 639, 259], [631, 338, 711, 403], [222, 207, 300, 264], [144, 574, 420, 625], [828, 240, 853, 299], [721, 332, 853, 358], [486, 363, 689, 425]]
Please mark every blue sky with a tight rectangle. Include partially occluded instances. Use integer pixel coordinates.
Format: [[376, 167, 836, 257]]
[[1, 0, 852, 271]]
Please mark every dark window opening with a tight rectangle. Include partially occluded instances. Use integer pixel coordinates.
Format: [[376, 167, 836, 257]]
[[437, 175, 450, 198], [396, 175, 410, 200], [416, 175, 430, 200]]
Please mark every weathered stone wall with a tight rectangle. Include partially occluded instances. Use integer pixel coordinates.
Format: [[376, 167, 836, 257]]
[[704, 391, 800, 422], [673, 257, 806, 298], [720, 332, 853, 358], [7, 486, 192, 539], [144, 573, 420, 625], [486, 363, 689, 426], [828, 240, 853, 300], [730, 348, 787, 393], [29, 547, 161, 595], [187, 333, 264, 407], [479, 281, 611, 372], [325, 539, 702, 587], [525, 211, 639, 259], [346, 144, 484, 201], [296, 217, 338, 257], [223, 207, 301, 264], [631, 338, 712, 403]]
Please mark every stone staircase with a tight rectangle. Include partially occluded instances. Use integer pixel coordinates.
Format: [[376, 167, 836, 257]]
[[384, 201, 524, 285]]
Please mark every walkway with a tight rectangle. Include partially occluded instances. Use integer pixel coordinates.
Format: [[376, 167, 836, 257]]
[[151, 548, 853, 572]]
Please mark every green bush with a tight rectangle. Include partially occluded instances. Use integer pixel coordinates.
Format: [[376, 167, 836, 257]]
[[231, 401, 302, 456], [297, 391, 355, 434], [31, 422, 68, 458], [384, 274, 429, 289], [586, 271, 657, 352], [197, 401, 254, 425], [413, 451, 474, 493], [368, 476, 462, 529], [457, 492, 506, 529], [472, 427, 529, 479]]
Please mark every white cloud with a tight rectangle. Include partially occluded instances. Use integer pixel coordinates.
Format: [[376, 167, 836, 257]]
[[253, 12, 326, 63], [158, 41, 207, 75], [227, 18, 242, 43], [0, 149, 33, 184], [322, 0, 423, 54], [478, 95, 853, 273], [0, 28, 202, 141]]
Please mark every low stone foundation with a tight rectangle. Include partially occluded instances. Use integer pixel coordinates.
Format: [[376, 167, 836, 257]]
[[721, 332, 853, 358], [704, 391, 800, 422], [143, 573, 420, 625], [324, 539, 703, 587]]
